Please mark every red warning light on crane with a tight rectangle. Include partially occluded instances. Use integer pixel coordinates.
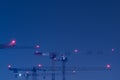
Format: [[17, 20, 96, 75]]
[[9, 40, 16, 46], [106, 64, 111, 68]]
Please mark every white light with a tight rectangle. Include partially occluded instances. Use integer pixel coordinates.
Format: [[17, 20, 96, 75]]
[[18, 73, 22, 77], [74, 49, 79, 53], [112, 48, 114, 52], [36, 45, 40, 48], [8, 64, 12, 68], [72, 70, 76, 73], [38, 64, 42, 67]]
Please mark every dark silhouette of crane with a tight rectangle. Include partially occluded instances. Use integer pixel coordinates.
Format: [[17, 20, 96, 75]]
[[8, 63, 111, 80], [8, 65, 44, 80], [3, 40, 112, 80], [0, 40, 16, 49], [34, 51, 111, 80]]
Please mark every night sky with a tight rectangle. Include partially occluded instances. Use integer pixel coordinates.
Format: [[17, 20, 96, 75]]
[[0, 0, 120, 80]]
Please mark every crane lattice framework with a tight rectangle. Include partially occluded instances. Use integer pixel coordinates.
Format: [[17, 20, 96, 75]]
[[8, 54, 111, 80], [2, 40, 112, 80]]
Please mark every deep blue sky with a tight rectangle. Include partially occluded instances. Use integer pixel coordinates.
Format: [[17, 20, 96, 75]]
[[0, 0, 120, 80]]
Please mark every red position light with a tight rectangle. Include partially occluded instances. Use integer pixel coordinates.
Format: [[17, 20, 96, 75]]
[[11, 40, 16, 44], [9, 40, 16, 46], [106, 64, 111, 68]]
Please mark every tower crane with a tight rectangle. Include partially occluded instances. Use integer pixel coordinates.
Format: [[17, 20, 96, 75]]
[[2, 39, 112, 80]]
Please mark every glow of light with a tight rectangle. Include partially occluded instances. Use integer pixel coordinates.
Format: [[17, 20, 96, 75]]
[[72, 70, 76, 73], [26, 71, 29, 74], [38, 64, 42, 67], [11, 40, 16, 44], [8, 64, 12, 68], [106, 64, 111, 68], [9, 40, 16, 46], [62, 55, 66, 60], [112, 48, 114, 52], [18, 73, 22, 77], [36, 45, 40, 48], [74, 49, 79, 53], [53, 57, 57, 61]]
